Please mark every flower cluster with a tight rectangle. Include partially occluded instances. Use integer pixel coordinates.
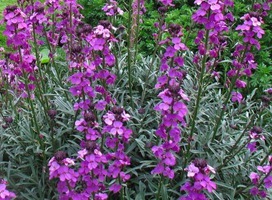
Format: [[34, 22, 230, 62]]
[[158, 0, 174, 7], [1, 5, 37, 99], [249, 156, 272, 198], [152, 20, 189, 178], [180, 159, 216, 200], [192, 0, 234, 79], [229, 1, 271, 103], [0, 179, 16, 200], [102, 0, 124, 16], [46, 1, 132, 198], [247, 126, 265, 153], [132, 0, 146, 16]]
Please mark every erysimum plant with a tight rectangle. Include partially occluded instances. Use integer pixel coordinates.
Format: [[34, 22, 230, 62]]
[[0, 0, 271, 199]]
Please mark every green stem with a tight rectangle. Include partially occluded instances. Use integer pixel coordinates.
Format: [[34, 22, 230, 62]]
[[140, 17, 164, 106], [217, 106, 264, 171], [42, 26, 70, 101], [156, 175, 163, 200], [258, 167, 272, 187], [260, 148, 272, 166], [32, 23, 51, 122], [127, 0, 133, 108], [119, 175, 125, 200], [211, 44, 249, 142], [133, 0, 141, 61], [184, 29, 210, 166]]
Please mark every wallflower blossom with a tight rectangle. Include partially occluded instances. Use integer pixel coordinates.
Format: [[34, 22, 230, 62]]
[[180, 159, 216, 199], [231, 91, 243, 103], [43, 1, 132, 198], [249, 155, 272, 198], [247, 126, 265, 152], [0, 179, 16, 200], [102, 0, 124, 16], [152, 22, 188, 179]]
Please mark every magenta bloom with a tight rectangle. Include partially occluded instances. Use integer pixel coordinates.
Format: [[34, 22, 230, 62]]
[[247, 142, 257, 152], [250, 187, 259, 196], [231, 91, 243, 103], [264, 176, 272, 189], [109, 183, 122, 193], [159, 0, 174, 6], [235, 80, 247, 88], [249, 172, 260, 184], [0, 183, 16, 199], [110, 121, 124, 136], [186, 163, 199, 177]]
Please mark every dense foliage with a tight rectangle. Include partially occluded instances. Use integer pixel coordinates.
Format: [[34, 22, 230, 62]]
[[0, 0, 271, 199]]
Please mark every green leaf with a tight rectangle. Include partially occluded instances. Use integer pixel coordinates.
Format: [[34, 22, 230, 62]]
[[40, 48, 50, 64]]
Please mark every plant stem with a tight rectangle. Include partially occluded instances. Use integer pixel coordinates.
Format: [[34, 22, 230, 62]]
[[184, 29, 210, 167], [127, 0, 134, 108], [140, 17, 164, 106], [133, 0, 141, 61], [211, 44, 249, 142], [217, 106, 264, 171], [156, 175, 163, 200], [258, 167, 272, 187], [260, 147, 272, 166]]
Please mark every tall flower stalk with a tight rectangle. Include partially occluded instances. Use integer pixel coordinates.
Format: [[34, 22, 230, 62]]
[[211, 1, 270, 142], [185, 0, 234, 165], [47, 1, 132, 199]]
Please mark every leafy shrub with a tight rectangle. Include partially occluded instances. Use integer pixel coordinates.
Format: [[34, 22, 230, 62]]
[[0, 0, 271, 200]]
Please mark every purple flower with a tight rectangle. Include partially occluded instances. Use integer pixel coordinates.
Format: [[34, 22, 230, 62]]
[[95, 100, 107, 111], [151, 163, 164, 175], [231, 91, 243, 103], [264, 88, 272, 94], [250, 187, 259, 196], [249, 172, 260, 184], [235, 80, 247, 88], [164, 46, 176, 58], [102, 0, 123, 16], [95, 193, 108, 200], [264, 176, 272, 189], [200, 176, 217, 193], [110, 121, 124, 136], [208, 0, 221, 11], [186, 163, 199, 177], [89, 38, 106, 51], [86, 154, 98, 170], [0, 183, 16, 199], [258, 190, 267, 198], [257, 165, 271, 174], [247, 142, 257, 152], [159, 0, 174, 6], [109, 183, 122, 193], [163, 152, 176, 166]]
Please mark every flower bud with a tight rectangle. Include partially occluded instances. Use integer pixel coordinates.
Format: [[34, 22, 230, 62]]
[[230, 124, 238, 130], [169, 24, 182, 37], [193, 158, 207, 169], [112, 106, 124, 115], [158, 6, 168, 15], [168, 84, 180, 94], [54, 151, 67, 161], [252, 126, 262, 134], [99, 20, 111, 29], [5, 5, 17, 13], [47, 109, 57, 119], [138, 108, 145, 114], [85, 141, 96, 152], [71, 45, 82, 54], [84, 112, 96, 122], [3, 117, 13, 124]]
